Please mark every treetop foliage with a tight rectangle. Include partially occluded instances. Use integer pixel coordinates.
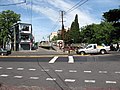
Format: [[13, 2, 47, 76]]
[[53, 8, 120, 45], [0, 10, 21, 47], [103, 8, 120, 23]]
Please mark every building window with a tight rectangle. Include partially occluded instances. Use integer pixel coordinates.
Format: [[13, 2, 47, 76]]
[[22, 25, 29, 31], [21, 35, 30, 40]]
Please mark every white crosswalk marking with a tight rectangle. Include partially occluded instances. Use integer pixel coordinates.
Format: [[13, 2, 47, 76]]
[[17, 68, 24, 70], [14, 76, 23, 79], [106, 81, 116, 84], [30, 77, 39, 80], [46, 78, 56, 81], [115, 72, 120, 74], [49, 56, 58, 63], [65, 79, 75, 82], [68, 56, 74, 63], [99, 71, 107, 73], [55, 70, 63, 72], [84, 80, 95, 83], [84, 71, 92, 73], [0, 67, 3, 69], [29, 69, 36, 71], [41, 69, 49, 72], [69, 70, 77, 73], [6, 67, 13, 70], [0, 74, 9, 77]]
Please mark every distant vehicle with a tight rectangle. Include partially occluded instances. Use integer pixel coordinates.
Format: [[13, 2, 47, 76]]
[[76, 44, 110, 55], [0, 48, 11, 56]]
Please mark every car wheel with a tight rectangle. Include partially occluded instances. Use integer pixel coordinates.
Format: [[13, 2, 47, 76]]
[[100, 50, 106, 54], [80, 51, 85, 55]]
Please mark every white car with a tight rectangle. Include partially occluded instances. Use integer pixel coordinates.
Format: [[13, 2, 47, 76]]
[[76, 44, 110, 55]]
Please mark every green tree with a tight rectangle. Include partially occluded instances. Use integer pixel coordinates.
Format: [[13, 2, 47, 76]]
[[103, 8, 120, 42], [69, 14, 80, 43], [103, 8, 120, 23], [80, 22, 114, 44], [80, 24, 95, 43], [95, 22, 115, 44], [51, 36, 58, 41], [64, 29, 71, 44], [0, 10, 20, 47]]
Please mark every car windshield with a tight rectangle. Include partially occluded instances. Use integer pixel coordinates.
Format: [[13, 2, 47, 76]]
[[86, 45, 92, 49]]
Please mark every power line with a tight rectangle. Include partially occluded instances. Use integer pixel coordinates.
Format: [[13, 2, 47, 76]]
[[37, 58, 65, 90], [50, 17, 60, 32], [65, 0, 89, 14], [30, 0, 33, 24], [66, 0, 84, 13], [0, 0, 26, 6], [71, 0, 89, 12]]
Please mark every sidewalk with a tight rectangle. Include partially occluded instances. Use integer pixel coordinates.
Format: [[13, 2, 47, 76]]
[[9, 47, 120, 57], [9, 47, 75, 56]]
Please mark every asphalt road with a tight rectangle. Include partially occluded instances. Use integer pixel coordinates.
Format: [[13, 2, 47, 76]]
[[0, 54, 120, 90]]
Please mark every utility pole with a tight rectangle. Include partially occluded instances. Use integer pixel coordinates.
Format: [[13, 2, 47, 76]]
[[61, 11, 65, 41], [61, 11, 64, 30], [14, 26, 16, 51]]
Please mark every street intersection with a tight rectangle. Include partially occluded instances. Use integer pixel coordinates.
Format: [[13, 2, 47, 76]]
[[0, 54, 120, 90]]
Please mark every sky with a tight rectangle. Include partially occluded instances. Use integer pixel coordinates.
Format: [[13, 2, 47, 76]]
[[0, 0, 120, 42]]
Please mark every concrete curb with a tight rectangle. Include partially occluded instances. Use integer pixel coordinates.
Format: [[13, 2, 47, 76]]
[[0, 54, 90, 58]]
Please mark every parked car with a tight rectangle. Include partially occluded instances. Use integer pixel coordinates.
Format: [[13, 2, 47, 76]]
[[76, 44, 110, 55], [0, 48, 11, 56]]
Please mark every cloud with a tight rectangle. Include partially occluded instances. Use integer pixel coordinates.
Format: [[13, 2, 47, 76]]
[[8, 0, 99, 27], [46, 0, 98, 25], [3, 0, 110, 41]]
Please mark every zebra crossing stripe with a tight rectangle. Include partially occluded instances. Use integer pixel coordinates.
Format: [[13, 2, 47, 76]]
[[49, 56, 58, 64], [68, 56, 74, 63]]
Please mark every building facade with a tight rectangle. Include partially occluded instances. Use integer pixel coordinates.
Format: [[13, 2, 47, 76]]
[[49, 32, 58, 41], [11, 23, 34, 51]]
